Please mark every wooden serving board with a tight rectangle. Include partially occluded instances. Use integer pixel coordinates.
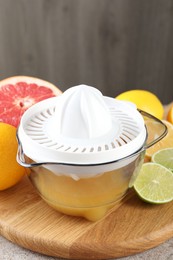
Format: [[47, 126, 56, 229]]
[[0, 176, 173, 259]]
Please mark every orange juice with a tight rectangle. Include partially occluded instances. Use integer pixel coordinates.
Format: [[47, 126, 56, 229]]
[[29, 152, 145, 221]]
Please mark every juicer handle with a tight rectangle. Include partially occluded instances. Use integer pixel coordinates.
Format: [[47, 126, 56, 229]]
[[138, 109, 168, 150], [16, 130, 77, 168], [16, 131, 46, 168]]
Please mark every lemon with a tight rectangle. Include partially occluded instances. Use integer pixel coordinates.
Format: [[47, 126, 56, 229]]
[[146, 120, 173, 159], [116, 90, 164, 119], [152, 148, 173, 172], [167, 103, 173, 124], [0, 123, 26, 190], [134, 163, 173, 204]]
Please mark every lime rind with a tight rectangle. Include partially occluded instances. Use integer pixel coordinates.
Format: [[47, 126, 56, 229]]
[[134, 163, 173, 204], [152, 148, 173, 172]]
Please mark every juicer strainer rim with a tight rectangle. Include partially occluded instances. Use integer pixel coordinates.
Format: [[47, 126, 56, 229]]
[[17, 95, 148, 165], [16, 110, 168, 168]]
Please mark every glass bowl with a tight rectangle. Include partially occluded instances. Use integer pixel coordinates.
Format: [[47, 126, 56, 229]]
[[19, 149, 145, 221], [16, 111, 167, 221]]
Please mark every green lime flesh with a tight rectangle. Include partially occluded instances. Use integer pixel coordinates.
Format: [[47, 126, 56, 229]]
[[134, 163, 173, 204]]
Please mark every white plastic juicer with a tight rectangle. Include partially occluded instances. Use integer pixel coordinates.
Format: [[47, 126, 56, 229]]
[[17, 85, 167, 221]]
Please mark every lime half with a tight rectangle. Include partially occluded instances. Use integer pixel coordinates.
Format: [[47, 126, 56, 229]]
[[134, 163, 173, 204], [152, 148, 173, 172]]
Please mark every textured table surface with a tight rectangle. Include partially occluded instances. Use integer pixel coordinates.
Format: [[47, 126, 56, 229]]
[[0, 105, 172, 260], [0, 235, 173, 260]]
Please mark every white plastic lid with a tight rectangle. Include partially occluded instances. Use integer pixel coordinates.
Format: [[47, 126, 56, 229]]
[[18, 85, 146, 165]]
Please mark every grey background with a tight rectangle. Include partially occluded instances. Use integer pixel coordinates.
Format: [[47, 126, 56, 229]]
[[0, 0, 173, 103]]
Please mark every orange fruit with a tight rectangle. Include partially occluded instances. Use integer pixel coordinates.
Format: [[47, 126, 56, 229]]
[[0, 75, 61, 127], [167, 104, 173, 124], [116, 89, 164, 119], [145, 120, 173, 160], [0, 123, 26, 190]]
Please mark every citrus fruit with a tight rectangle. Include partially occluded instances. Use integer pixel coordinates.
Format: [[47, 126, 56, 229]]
[[116, 90, 164, 119], [152, 148, 173, 172], [0, 123, 26, 190], [0, 76, 61, 127], [134, 163, 173, 204], [146, 120, 173, 159], [167, 103, 173, 124]]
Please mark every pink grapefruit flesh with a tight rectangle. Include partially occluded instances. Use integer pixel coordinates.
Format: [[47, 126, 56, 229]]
[[0, 76, 62, 127]]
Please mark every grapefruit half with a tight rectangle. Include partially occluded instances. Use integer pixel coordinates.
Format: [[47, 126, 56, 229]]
[[0, 76, 62, 127]]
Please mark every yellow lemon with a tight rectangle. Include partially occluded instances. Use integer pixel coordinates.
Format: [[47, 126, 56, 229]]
[[116, 90, 164, 119], [0, 123, 26, 190], [167, 103, 173, 124]]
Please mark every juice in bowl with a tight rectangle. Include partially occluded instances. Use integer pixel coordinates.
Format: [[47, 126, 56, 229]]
[[16, 85, 167, 221]]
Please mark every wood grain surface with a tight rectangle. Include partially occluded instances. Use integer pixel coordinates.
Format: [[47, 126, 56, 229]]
[[0, 176, 173, 259], [0, 0, 173, 103]]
